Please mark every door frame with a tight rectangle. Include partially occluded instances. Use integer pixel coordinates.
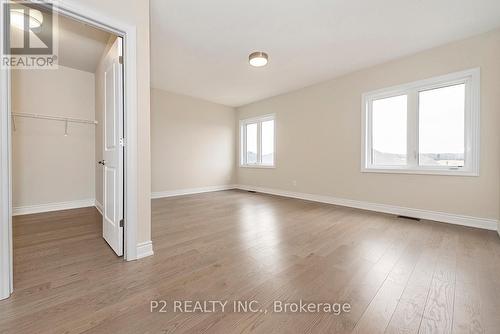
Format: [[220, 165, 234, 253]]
[[0, 0, 140, 300]]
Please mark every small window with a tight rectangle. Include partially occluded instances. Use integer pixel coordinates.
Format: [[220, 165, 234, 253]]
[[240, 115, 275, 167], [362, 69, 479, 176]]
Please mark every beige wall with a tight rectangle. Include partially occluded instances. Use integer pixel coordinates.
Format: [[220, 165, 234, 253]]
[[77, 0, 151, 244], [151, 89, 236, 193], [237, 29, 500, 220], [12, 66, 95, 207]]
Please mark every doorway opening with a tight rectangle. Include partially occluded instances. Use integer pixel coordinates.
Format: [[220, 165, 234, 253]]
[[1, 0, 141, 300], [11, 5, 124, 277], [12, 11, 125, 251]]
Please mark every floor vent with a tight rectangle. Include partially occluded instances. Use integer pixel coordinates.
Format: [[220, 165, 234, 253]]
[[397, 215, 421, 221]]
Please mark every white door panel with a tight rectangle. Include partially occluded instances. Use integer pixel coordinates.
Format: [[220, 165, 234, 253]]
[[102, 38, 123, 256]]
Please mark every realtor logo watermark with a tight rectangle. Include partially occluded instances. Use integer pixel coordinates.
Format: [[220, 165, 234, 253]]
[[1, 0, 59, 69]]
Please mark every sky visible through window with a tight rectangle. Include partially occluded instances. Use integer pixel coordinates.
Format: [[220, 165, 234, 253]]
[[372, 95, 407, 165], [261, 120, 274, 165], [246, 123, 257, 164], [419, 84, 465, 166]]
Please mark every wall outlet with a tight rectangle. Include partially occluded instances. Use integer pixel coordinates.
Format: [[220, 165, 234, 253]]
[[292, 180, 297, 186]]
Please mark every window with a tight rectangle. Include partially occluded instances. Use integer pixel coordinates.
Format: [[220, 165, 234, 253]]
[[240, 114, 275, 167], [362, 68, 479, 176]]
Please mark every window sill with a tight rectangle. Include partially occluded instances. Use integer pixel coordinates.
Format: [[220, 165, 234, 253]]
[[240, 165, 276, 169], [361, 167, 478, 177]]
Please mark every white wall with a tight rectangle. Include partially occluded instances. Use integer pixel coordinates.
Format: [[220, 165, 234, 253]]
[[237, 29, 500, 221], [12, 66, 95, 208], [151, 89, 236, 194]]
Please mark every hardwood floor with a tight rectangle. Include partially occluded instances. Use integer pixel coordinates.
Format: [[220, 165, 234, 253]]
[[1, 190, 499, 333]]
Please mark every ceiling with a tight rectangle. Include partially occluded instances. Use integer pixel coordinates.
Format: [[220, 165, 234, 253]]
[[10, 12, 110, 73], [151, 0, 500, 107], [55, 15, 111, 73]]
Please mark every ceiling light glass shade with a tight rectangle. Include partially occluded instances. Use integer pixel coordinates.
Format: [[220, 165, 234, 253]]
[[10, 8, 43, 30], [249, 52, 268, 67]]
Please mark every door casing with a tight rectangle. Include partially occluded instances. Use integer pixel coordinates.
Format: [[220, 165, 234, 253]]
[[0, 0, 141, 300]]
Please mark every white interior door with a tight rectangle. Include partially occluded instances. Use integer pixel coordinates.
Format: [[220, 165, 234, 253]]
[[102, 38, 124, 256]]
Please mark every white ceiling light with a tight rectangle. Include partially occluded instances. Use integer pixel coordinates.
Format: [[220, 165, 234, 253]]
[[10, 8, 44, 30], [249, 52, 268, 67]]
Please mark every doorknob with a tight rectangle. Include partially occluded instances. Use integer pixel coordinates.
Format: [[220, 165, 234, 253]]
[[98, 160, 106, 165]]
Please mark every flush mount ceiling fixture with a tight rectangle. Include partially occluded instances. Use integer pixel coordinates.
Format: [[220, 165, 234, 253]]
[[10, 7, 44, 30], [249, 51, 268, 67]]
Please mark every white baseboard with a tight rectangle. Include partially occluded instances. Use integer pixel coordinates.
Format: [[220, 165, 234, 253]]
[[13, 199, 96, 216], [235, 184, 498, 231], [151, 184, 236, 199], [94, 200, 103, 215], [136, 241, 154, 259]]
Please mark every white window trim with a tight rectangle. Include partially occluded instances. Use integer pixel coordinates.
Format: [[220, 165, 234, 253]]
[[239, 114, 276, 168], [361, 68, 480, 176]]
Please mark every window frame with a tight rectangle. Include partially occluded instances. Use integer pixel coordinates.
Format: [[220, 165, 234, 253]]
[[239, 114, 276, 168], [361, 68, 480, 176]]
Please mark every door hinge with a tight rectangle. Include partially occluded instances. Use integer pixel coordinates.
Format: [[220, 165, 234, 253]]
[[119, 137, 126, 147], [118, 56, 123, 64], [119, 219, 124, 227]]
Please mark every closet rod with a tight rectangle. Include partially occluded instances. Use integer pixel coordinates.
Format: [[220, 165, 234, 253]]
[[11, 112, 98, 125]]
